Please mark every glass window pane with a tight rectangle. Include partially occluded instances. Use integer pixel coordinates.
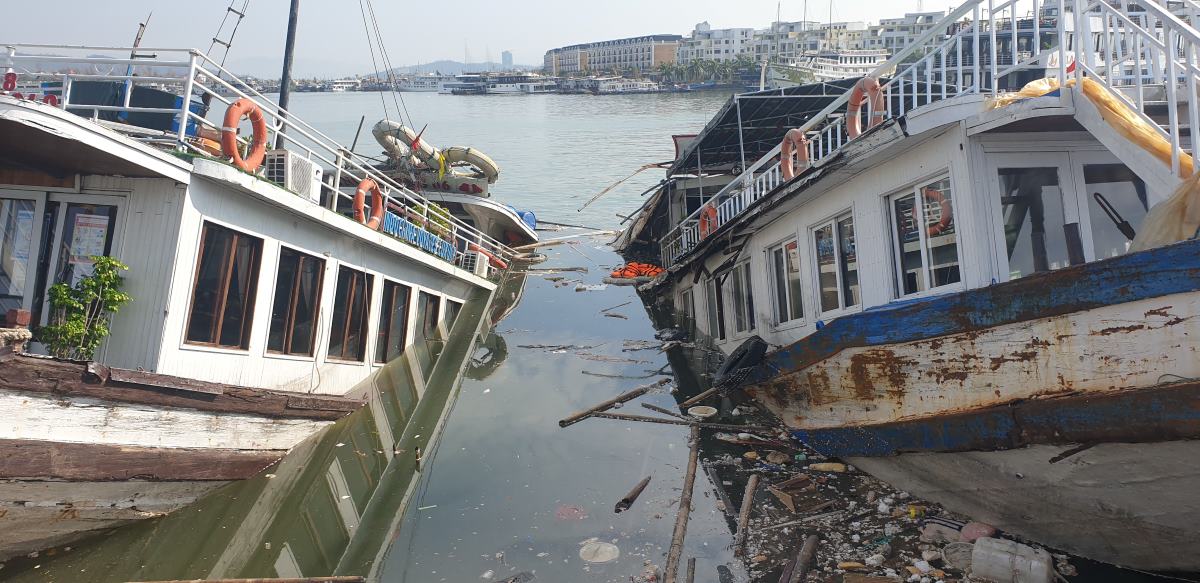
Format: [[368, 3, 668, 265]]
[[892, 193, 924, 295], [290, 257, 323, 355], [445, 300, 462, 330], [705, 280, 720, 340], [784, 240, 804, 320], [54, 203, 117, 288], [267, 251, 299, 353], [218, 235, 260, 348], [998, 167, 1070, 279], [327, 267, 351, 358], [187, 228, 233, 343], [814, 223, 839, 312], [1083, 163, 1148, 260], [837, 215, 860, 308], [922, 179, 961, 288], [742, 264, 755, 331], [376, 281, 410, 364], [344, 272, 372, 361], [731, 267, 747, 332], [771, 247, 788, 323], [0, 199, 35, 314], [268, 249, 323, 356]]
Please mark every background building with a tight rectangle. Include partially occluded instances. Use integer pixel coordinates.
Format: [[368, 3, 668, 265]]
[[677, 22, 756, 64], [502, 50, 513, 69], [544, 34, 682, 75]]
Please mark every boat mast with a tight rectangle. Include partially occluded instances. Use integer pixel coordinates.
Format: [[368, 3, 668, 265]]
[[276, 0, 301, 148]]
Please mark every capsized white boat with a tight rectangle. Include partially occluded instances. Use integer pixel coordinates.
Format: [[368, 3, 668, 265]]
[[372, 120, 537, 246]]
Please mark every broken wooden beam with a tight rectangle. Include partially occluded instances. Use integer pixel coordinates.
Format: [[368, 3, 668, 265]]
[[557, 379, 670, 427], [589, 411, 775, 432], [787, 534, 820, 583], [664, 426, 701, 582], [615, 475, 652, 513], [685, 557, 697, 583], [678, 387, 718, 408], [734, 473, 760, 556], [641, 402, 687, 419]]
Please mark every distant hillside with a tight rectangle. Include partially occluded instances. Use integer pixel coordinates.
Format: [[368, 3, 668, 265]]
[[389, 60, 538, 75]]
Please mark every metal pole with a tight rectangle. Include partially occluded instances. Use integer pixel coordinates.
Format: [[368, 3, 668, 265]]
[[735, 96, 747, 172], [275, 0, 301, 149]]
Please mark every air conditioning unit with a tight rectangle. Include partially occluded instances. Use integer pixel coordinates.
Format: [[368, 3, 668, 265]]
[[264, 149, 323, 203]]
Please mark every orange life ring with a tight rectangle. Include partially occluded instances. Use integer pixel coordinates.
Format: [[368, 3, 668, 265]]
[[220, 98, 269, 172], [698, 204, 719, 238], [469, 242, 508, 269], [780, 128, 809, 180], [922, 187, 954, 237], [353, 178, 385, 230], [846, 76, 885, 140]]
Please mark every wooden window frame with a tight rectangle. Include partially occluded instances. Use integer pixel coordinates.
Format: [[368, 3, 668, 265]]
[[267, 247, 325, 357], [374, 280, 412, 364], [184, 222, 263, 350], [327, 265, 374, 362]]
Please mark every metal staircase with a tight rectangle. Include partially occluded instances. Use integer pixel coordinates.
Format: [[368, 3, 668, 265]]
[[659, 0, 1200, 268]]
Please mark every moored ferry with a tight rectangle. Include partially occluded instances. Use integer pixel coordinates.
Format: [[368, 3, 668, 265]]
[[619, 0, 1200, 571], [0, 42, 517, 558]]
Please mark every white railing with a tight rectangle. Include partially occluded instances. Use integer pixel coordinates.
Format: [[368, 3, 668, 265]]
[[0, 44, 517, 277], [659, 0, 1200, 268]]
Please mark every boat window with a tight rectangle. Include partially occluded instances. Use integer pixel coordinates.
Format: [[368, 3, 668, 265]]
[[888, 177, 961, 296], [327, 265, 373, 361], [813, 212, 859, 313], [768, 239, 804, 324], [185, 222, 263, 349], [1084, 164, 1148, 260], [267, 247, 325, 356], [417, 291, 441, 342], [680, 287, 696, 336], [997, 167, 1072, 279], [706, 276, 726, 341], [375, 280, 411, 364], [729, 262, 755, 334], [445, 300, 463, 331], [0, 198, 35, 314]]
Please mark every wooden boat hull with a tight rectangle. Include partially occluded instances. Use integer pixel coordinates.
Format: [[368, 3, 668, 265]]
[[0, 353, 362, 560], [740, 239, 1200, 570], [849, 440, 1200, 571]]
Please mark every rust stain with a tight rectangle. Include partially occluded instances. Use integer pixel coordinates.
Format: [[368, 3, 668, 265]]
[[1091, 324, 1147, 336], [804, 368, 834, 406], [988, 351, 1039, 371], [1144, 306, 1174, 318], [847, 349, 915, 400]]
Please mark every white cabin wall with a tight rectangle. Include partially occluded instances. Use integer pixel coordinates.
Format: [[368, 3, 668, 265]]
[[685, 126, 978, 354], [86, 176, 185, 370], [154, 178, 475, 395]]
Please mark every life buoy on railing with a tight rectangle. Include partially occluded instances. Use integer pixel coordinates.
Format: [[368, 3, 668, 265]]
[[353, 178, 385, 230], [220, 98, 269, 172], [780, 128, 810, 180], [698, 204, 719, 239], [846, 76, 885, 140], [468, 242, 508, 270], [922, 187, 954, 237]]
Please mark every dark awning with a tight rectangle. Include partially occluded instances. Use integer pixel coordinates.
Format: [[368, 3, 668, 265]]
[[669, 78, 860, 177]]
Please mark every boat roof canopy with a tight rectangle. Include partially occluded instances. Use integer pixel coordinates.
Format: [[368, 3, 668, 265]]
[[669, 79, 858, 177]]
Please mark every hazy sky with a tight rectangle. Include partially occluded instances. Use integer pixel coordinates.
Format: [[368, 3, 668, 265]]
[[12, 0, 959, 77]]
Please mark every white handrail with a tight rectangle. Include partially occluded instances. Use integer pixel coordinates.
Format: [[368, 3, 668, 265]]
[[659, 0, 1200, 268], [0, 43, 518, 275]]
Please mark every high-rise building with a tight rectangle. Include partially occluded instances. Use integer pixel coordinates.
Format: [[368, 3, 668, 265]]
[[502, 50, 513, 69]]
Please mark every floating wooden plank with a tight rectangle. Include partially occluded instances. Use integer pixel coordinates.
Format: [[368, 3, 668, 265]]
[[0, 439, 281, 481], [664, 426, 700, 583], [734, 474, 760, 555], [558, 379, 670, 427]]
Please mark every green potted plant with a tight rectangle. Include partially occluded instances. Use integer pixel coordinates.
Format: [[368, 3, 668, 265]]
[[38, 256, 132, 361]]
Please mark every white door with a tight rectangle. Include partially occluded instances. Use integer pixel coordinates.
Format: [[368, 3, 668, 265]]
[[36, 192, 126, 325], [985, 152, 1082, 282]]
